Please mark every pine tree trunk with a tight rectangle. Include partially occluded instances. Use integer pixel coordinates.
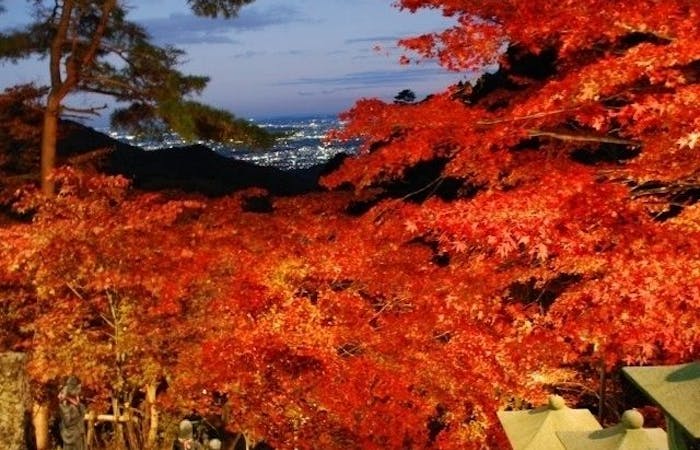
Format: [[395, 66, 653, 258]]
[[32, 402, 49, 450], [40, 94, 60, 196]]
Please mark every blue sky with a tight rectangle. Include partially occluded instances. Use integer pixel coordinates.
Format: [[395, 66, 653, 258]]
[[0, 0, 468, 120]]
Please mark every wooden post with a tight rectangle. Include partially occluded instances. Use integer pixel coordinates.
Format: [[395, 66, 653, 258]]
[[86, 410, 96, 450], [112, 397, 125, 447], [83, 413, 138, 423], [598, 364, 606, 422], [32, 403, 49, 450]]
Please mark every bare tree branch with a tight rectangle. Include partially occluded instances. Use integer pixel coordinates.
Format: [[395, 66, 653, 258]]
[[527, 129, 640, 146], [476, 107, 580, 125]]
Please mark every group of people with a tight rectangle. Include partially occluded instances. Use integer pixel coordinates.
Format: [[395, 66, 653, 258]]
[[173, 419, 222, 450], [56, 376, 226, 450]]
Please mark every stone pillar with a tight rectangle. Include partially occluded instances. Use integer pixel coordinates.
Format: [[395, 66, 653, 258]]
[[0, 352, 29, 450]]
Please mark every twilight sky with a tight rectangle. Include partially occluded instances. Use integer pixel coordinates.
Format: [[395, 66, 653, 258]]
[[0, 0, 468, 120]]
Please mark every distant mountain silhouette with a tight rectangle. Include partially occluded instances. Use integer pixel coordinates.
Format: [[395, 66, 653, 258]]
[[59, 120, 346, 196]]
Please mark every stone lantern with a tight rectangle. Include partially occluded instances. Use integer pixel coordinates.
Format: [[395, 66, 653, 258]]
[[497, 394, 602, 449]]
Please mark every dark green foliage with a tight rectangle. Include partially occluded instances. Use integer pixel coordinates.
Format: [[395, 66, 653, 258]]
[[187, 0, 256, 18], [394, 89, 416, 104], [111, 100, 277, 149], [0, 20, 51, 62], [0, 0, 273, 146], [169, 101, 277, 148]]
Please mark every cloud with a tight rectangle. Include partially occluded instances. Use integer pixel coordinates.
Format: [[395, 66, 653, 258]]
[[277, 49, 305, 56], [233, 50, 267, 59], [281, 66, 471, 100], [138, 5, 302, 45], [232, 49, 304, 59], [279, 67, 455, 88], [344, 36, 401, 45], [351, 54, 374, 61]]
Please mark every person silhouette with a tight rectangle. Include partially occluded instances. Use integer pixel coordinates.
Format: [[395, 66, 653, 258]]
[[57, 376, 86, 450], [173, 419, 203, 450]]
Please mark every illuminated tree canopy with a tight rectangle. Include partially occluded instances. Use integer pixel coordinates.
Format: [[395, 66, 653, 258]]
[[0, 0, 698, 449]]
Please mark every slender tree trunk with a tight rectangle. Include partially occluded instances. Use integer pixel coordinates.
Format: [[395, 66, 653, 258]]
[[598, 364, 606, 421], [124, 405, 139, 449], [40, 94, 61, 196], [112, 396, 125, 448], [87, 410, 96, 450], [32, 402, 49, 450], [145, 383, 159, 449]]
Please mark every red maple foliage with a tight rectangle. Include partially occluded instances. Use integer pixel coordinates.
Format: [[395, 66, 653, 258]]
[[1, 1, 699, 449], [319, 0, 700, 445]]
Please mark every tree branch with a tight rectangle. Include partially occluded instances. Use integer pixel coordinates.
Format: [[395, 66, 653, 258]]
[[615, 22, 674, 42], [630, 181, 700, 198], [81, 0, 116, 68], [476, 107, 580, 125], [81, 75, 141, 96], [63, 104, 108, 116], [527, 129, 640, 146], [62, 0, 116, 94], [80, 87, 135, 99]]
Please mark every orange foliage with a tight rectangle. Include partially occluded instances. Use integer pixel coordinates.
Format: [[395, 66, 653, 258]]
[[1, 1, 699, 449], [320, 0, 700, 445]]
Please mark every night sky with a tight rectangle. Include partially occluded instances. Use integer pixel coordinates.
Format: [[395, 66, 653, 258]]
[[0, 0, 469, 121]]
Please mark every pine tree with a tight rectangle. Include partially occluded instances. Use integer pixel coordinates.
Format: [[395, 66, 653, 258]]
[[0, 0, 268, 195]]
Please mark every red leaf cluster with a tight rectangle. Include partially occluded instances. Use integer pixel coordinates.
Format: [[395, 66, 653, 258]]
[[1, 1, 699, 448]]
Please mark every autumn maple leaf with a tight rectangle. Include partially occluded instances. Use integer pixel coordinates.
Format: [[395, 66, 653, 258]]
[[676, 131, 700, 149]]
